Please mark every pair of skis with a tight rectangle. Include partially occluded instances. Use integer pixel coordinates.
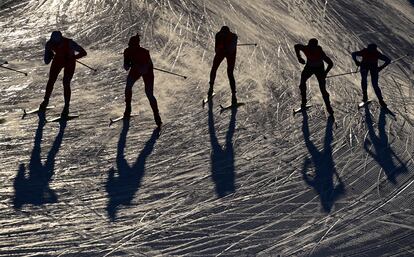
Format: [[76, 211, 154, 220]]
[[202, 93, 245, 113], [22, 106, 79, 122]]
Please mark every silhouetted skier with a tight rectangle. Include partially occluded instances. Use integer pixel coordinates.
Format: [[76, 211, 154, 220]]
[[295, 38, 334, 117], [208, 26, 238, 105], [39, 31, 87, 117], [123, 34, 162, 128], [352, 43, 391, 108]]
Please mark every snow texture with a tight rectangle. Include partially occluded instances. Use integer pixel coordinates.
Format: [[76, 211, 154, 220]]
[[0, 0, 413, 256]]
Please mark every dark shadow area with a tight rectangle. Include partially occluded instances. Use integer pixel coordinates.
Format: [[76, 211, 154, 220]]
[[105, 119, 159, 221], [13, 112, 66, 209], [301, 113, 344, 213], [363, 107, 408, 184], [208, 100, 236, 198]]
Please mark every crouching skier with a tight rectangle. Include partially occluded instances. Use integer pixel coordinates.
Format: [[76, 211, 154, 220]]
[[123, 35, 162, 128], [39, 31, 87, 117]]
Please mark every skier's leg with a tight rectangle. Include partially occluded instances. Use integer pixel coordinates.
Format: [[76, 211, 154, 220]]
[[360, 67, 369, 102], [299, 67, 313, 107], [226, 52, 237, 104], [40, 62, 63, 110], [208, 54, 225, 97], [61, 61, 76, 116], [144, 71, 162, 127], [125, 73, 139, 117], [371, 68, 386, 107], [316, 68, 334, 115]]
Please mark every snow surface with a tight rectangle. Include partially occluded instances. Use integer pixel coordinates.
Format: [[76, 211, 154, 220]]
[[0, 0, 413, 256]]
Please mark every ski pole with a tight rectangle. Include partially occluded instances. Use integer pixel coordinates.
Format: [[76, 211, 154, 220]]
[[390, 54, 410, 64], [154, 67, 187, 79], [76, 60, 97, 72], [237, 43, 257, 46], [0, 64, 28, 76], [327, 69, 359, 79]]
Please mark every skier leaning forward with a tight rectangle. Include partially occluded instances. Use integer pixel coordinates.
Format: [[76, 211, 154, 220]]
[[123, 35, 162, 128], [208, 26, 238, 105], [294, 38, 334, 117], [352, 43, 391, 108], [39, 31, 87, 116]]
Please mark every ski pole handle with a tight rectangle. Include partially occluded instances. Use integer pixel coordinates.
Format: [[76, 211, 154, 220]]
[[76, 60, 97, 72], [237, 43, 257, 46], [154, 67, 187, 79], [0, 64, 28, 76]]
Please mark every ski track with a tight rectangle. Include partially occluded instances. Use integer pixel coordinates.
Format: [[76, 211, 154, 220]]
[[0, 0, 414, 256]]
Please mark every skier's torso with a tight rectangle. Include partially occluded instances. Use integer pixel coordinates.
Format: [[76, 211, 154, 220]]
[[303, 46, 325, 68], [124, 46, 152, 74], [360, 48, 381, 67], [48, 38, 76, 63], [215, 31, 237, 55]]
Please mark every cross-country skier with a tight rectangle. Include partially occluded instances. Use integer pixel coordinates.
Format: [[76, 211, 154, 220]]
[[123, 35, 162, 128], [207, 26, 238, 105], [39, 31, 87, 117], [294, 38, 334, 117], [352, 43, 391, 108]]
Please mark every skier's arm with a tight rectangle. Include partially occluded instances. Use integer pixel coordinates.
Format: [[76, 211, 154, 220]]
[[294, 44, 306, 64], [44, 41, 54, 64], [323, 53, 334, 75], [71, 41, 87, 59], [351, 50, 362, 66], [378, 53, 391, 71], [214, 34, 223, 53], [123, 49, 131, 71]]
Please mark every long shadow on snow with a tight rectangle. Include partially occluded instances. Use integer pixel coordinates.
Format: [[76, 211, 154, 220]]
[[208, 100, 236, 198], [13, 112, 66, 209], [301, 112, 344, 213], [105, 119, 159, 221], [363, 106, 408, 184]]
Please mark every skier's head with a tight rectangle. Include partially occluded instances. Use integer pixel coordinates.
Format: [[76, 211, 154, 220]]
[[220, 26, 230, 34], [308, 38, 318, 48], [50, 31, 63, 43], [128, 35, 140, 47], [367, 43, 377, 51]]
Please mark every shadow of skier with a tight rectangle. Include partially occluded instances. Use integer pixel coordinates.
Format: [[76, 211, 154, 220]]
[[208, 100, 236, 198], [13, 112, 66, 209], [363, 106, 408, 184], [301, 112, 344, 213], [105, 119, 159, 221]]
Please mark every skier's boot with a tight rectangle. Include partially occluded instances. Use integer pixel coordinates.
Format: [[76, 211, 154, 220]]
[[61, 105, 69, 118], [39, 99, 49, 112], [231, 94, 238, 106], [154, 113, 162, 129], [207, 83, 214, 99], [124, 104, 131, 118]]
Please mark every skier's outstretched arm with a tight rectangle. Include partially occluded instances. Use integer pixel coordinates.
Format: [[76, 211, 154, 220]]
[[72, 41, 87, 59], [44, 41, 54, 64], [351, 50, 362, 66], [323, 54, 333, 75], [378, 53, 391, 71], [294, 44, 306, 64], [123, 50, 131, 71]]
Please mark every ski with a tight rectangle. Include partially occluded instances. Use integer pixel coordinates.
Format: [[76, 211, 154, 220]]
[[202, 93, 216, 108], [22, 106, 55, 119], [48, 114, 79, 122], [358, 100, 372, 108], [293, 105, 312, 115], [219, 102, 245, 113], [109, 114, 138, 126]]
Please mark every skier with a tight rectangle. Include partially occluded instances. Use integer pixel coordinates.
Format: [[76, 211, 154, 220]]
[[207, 26, 238, 105], [294, 38, 334, 117], [39, 31, 87, 117], [123, 34, 162, 128], [352, 43, 391, 108]]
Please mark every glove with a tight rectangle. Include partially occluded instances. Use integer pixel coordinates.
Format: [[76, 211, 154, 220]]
[[355, 61, 361, 67], [298, 57, 306, 65]]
